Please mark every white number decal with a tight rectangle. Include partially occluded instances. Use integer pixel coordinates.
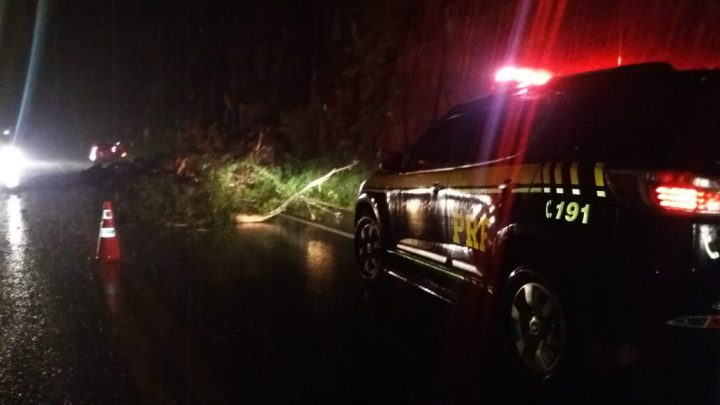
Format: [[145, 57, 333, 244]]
[[545, 200, 591, 224]]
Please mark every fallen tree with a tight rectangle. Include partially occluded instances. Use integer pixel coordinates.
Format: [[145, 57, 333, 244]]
[[235, 160, 359, 223]]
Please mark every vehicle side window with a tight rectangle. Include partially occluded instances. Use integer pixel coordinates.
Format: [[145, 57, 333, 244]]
[[404, 98, 547, 171], [465, 98, 544, 164], [405, 119, 457, 171], [405, 128, 441, 171], [528, 97, 579, 162], [405, 114, 487, 171], [445, 112, 484, 167]]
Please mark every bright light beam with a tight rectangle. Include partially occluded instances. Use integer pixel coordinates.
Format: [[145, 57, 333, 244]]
[[504, 0, 533, 67], [15, 0, 49, 142]]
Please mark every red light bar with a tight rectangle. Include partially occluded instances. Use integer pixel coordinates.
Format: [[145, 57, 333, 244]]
[[495, 66, 552, 88]]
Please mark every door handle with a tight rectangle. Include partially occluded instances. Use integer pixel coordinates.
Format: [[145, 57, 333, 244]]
[[498, 178, 512, 192], [498, 179, 513, 201]]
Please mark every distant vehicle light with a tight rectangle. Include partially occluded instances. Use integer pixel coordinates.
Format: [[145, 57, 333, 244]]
[[89, 142, 128, 164], [495, 66, 552, 88], [0, 145, 24, 189]]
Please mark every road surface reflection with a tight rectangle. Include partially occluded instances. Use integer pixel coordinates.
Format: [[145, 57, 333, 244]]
[[5, 195, 29, 306]]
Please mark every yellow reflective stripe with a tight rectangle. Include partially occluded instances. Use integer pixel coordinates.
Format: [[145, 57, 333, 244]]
[[594, 163, 605, 187], [448, 163, 542, 188], [542, 164, 551, 184], [366, 163, 567, 192], [553, 163, 563, 194], [542, 164, 551, 193], [364, 171, 448, 189], [594, 163, 606, 197], [554, 163, 562, 184], [570, 162, 579, 185], [569, 162, 580, 195]]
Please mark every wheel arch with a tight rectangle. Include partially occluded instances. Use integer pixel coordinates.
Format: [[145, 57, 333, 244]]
[[491, 223, 574, 287], [354, 192, 394, 247]]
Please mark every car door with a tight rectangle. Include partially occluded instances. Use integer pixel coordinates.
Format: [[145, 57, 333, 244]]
[[394, 118, 459, 262], [443, 98, 546, 282]]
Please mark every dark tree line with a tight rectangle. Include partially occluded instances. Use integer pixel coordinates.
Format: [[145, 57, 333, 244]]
[[6, 0, 720, 159]]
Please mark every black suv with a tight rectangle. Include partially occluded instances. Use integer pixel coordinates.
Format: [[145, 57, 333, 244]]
[[353, 63, 720, 382]]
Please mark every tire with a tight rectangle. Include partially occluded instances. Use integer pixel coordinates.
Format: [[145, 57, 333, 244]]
[[496, 268, 572, 383], [354, 215, 383, 281]]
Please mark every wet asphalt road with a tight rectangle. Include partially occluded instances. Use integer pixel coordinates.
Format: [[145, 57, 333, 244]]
[[0, 173, 478, 403], [1, 172, 720, 403]]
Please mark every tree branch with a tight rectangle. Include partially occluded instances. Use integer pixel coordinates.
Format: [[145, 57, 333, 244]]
[[235, 160, 359, 223]]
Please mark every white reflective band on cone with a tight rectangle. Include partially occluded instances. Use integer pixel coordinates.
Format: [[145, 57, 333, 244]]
[[100, 227, 116, 238], [667, 315, 720, 330]]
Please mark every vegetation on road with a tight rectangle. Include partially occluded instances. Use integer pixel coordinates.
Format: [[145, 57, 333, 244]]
[[108, 156, 371, 228]]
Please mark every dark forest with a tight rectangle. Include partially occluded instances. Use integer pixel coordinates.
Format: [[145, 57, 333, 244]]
[[1, 0, 719, 160]]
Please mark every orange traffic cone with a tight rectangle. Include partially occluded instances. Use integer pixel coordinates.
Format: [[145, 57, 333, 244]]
[[98, 263, 121, 315], [96, 201, 122, 263]]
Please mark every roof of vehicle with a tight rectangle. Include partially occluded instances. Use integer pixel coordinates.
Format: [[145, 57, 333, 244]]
[[548, 62, 720, 94], [551, 62, 675, 85], [431, 63, 720, 171], [444, 62, 720, 118]]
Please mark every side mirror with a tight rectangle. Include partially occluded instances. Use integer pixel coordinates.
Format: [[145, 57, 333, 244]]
[[378, 151, 403, 172]]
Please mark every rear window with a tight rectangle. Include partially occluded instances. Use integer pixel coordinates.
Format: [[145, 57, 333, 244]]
[[535, 75, 720, 172]]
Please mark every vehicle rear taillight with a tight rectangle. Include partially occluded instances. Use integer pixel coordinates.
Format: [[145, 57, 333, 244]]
[[650, 172, 720, 215]]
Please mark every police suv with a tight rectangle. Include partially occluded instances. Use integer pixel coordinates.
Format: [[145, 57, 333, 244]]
[[353, 63, 720, 382]]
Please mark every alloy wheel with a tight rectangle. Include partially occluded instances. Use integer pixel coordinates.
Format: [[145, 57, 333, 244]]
[[355, 218, 382, 279], [508, 281, 567, 377]]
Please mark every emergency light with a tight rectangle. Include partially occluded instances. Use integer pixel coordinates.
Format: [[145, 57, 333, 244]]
[[495, 66, 552, 88]]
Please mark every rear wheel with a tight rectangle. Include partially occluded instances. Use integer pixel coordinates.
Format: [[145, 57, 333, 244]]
[[354, 215, 383, 281], [499, 269, 570, 382]]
